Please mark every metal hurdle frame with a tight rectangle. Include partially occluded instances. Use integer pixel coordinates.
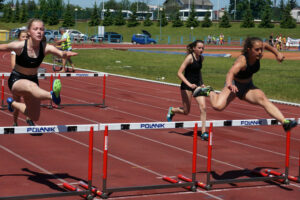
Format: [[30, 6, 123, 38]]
[[204, 119, 296, 190], [97, 118, 298, 198], [99, 122, 201, 199], [0, 72, 107, 110], [0, 124, 98, 200]]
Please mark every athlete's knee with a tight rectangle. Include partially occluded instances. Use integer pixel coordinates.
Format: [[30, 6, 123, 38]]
[[212, 104, 225, 111]]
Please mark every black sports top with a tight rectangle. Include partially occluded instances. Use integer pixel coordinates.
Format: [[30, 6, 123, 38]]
[[16, 40, 45, 68], [183, 54, 203, 85], [235, 56, 260, 79]]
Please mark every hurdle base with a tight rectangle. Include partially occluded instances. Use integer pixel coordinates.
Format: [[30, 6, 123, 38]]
[[208, 175, 286, 187], [0, 191, 88, 200], [102, 182, 196, 198]]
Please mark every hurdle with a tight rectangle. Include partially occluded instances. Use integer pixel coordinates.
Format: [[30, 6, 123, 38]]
[[0, 124, 97, 200], [0, 72, 107, 110], [203, 120, 295, 190], [97, 118, 298, 198]]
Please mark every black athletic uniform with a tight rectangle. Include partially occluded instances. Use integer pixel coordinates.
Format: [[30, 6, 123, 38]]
[[180, 54, 204, 92], [8, 40, 45, 90]]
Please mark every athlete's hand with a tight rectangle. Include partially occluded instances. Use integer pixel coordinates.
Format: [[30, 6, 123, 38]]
[[227, 84, 238, 93], [276, 53, 285, 63], [190, 84, 197, 89]]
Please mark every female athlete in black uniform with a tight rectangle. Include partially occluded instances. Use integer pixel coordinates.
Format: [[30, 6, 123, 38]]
[[194, 37, 297, 131], [167, 40, 209, 140], [0, 19, 77, 123]]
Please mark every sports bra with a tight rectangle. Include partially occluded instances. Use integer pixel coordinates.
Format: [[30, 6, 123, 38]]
[[16, 40, 45, 68], [235, 55, 260, 79]]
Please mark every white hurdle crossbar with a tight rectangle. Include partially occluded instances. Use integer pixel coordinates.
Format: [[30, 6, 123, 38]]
[[0, 118, 297, 135]]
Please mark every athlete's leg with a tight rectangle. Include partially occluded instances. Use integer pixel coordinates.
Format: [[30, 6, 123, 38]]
[[172, 90, 193, 115], [244, 88, 285, 123], [195, 96, 206, 133], [209, 87, 236, 111], [12, 94, 21, 125], [12, 79, 51, 100]]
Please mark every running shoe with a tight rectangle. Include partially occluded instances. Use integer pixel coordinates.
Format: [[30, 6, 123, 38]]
[[51, 79, 61, 105], [167, 107, 175, 122], [200, 132, 209, 141], [193, 86, 214, 97], [6, 97, 14, 112], [282, 119, 298, 131], [26, 119, 35, 126]]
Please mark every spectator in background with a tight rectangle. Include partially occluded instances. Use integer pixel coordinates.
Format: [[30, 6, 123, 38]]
[[219, 33, 224, 45], [55, 27, 76, 72], [269, 33, 274, 47], [207, 34, 212, 44]]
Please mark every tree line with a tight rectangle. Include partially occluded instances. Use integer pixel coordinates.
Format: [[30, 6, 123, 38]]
[[0, 0, 297, 29]]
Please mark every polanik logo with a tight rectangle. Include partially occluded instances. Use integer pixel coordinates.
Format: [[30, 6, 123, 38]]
[[27, 127, 56, 133], [140, 123, 165, 129], [240, 120, 262, 126]]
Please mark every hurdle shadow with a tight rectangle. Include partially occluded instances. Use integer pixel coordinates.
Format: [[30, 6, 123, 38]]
[[17, 168, 85, 192], [207, 167, 293, 190], [169, 130, 203, 137]]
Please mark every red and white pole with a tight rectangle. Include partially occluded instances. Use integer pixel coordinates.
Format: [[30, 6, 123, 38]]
[[88, 126, 94, 191], [192, 123, 198, 182], [102, 125, 108, 193]]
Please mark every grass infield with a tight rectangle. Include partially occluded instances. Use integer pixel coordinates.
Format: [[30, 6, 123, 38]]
[[45, 48, 300, 104]]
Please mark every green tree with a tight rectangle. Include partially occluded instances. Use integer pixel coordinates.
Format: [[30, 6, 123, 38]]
[[48, 0, 61, 25], [102, 8, 114, 26], [19, 0, 28, 23], [219, 11, 231, 28], [172, 9, 183, 27], [158, 9, 168, 27], [289, 0, 297, 9], [62, 2, 75, 27], [39, 0, 49, 24], [201, 11, 212, 27], [12, 0, 20, 23], [114, 9, 126, 26], [89, 1, 101, 26], [127, 9, 139, 27], [186, 2, 199, 27], [105, 0, 119, 10], [0, 0, 4, 10], [280, 2, 296, 28], [2, 3, 12, 22], [259, 3, 274, 28], [143, 13, 153, 26], [241, 5, 255, 28], [119, 0, 131, 10]]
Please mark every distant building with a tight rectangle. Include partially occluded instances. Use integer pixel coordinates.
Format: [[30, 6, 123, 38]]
[[164, 0, 213, 10], [291, 8, 300, 22]]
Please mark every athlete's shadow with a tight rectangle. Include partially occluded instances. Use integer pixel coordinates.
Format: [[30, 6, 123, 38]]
[[19, 168, 84, 192], [208, 167, 292, 190]]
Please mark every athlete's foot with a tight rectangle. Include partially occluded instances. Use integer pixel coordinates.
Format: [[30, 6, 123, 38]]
[[282, 119, 298, 131], [193, 86, 214, 97], [58, 69, 65, 73], [167, 107, 175, 122], [6, 97, 14, 112], [200, 132, 209, 141], [26, 119, 35, 126], [51, 79, 61, 105]]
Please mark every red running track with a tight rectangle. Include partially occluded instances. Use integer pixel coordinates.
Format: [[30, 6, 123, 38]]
[[0, 51, 300, 200]]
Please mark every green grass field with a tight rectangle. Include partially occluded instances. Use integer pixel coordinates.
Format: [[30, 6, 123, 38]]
[[45, 48, 300, 103], [1, 21, 300, 44]]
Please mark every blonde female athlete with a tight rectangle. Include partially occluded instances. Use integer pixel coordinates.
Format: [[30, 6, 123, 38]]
[[0, 19, 77, 123], [194, 37, 297, 131], [167, 40, 209, 140], [10, 29, 35, 126]]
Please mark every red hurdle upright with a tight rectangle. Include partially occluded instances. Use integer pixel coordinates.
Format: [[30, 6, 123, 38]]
[[1, 74, 4, 109]]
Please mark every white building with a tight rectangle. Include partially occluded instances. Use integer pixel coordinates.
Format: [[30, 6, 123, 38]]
[[291, 8, 300, 22]]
